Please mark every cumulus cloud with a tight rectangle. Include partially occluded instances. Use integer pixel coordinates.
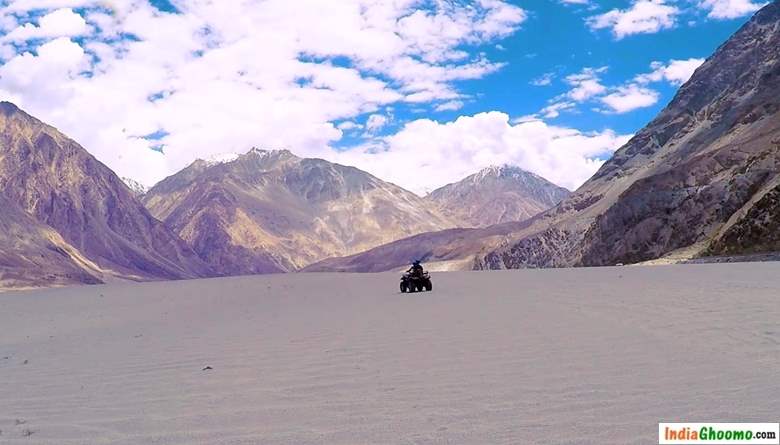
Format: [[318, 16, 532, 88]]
[[588, 58, 705, 114], [0, 37, 88, 105], [337, 121, 363, 131], [2, 8, 88, 42], [331, 112, 632, 194], [600, 84, 660, 113], [587, 0, 679, 39], [635, 58, 706, 85], [537, 67, 609, 118], [564, 67, 608, 101], [699, 0, 767, 19], [365, 114, 390, 134], [544, 57, 703, 116], [0, 0, 527, 187]]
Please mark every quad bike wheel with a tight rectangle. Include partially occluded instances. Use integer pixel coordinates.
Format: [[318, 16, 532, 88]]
[[400, 282, 408, 293], [424, 280, 432, 291]]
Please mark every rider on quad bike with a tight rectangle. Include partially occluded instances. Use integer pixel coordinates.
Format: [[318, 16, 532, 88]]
[[407, 260, 424, 278], [400, 260, 432, 293]]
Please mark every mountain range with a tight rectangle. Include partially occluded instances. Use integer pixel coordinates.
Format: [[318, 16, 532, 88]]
[[0, 103, 563, 288], [138, 151, 566, 275], [311, 1, 780, 272], [141, 149, 455, 275]]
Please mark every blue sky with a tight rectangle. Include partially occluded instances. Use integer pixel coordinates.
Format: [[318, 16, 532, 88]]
[[343, 0, 753, 139], [448, 0, 751, 135], [0, 0, 765, 193]]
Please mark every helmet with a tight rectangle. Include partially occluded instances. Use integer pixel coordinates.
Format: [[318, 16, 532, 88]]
[[413, 260, 421, 266]]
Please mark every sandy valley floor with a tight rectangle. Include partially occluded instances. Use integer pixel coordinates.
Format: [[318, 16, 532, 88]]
[[1, 264, 778, 444]]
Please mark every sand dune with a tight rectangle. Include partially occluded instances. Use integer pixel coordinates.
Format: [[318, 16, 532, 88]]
[[1, 264, 778, 444]]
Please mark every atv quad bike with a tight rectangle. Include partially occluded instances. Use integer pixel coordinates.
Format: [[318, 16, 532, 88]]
[[400, 271, 432, 293]]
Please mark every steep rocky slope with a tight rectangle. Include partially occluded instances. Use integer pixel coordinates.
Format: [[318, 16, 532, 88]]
[[312, 2, 780, 272], [143, 149, 456, 274], [708, 176, 780, 255], [0, 102, 210, 286], [425, 165, 570, 227], [0, 195, 104, 288]]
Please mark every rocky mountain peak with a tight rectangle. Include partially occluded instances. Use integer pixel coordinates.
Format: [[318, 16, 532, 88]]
[[201, 153, 240, 166], [426, 165, 570, 228], [0, 101, 20, 115], [243, 147, 297, 161], [190, 148, 297, 170], [217, 147, 300, 171], [246, 147, 293, 156], [473, 164, 548, 183], [0, 101, 46, 133], [122, 177, 149, 197]]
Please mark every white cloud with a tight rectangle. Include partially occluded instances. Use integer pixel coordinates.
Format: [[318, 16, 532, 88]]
[[564, 67, 608, 101], [535, 67, 607, 119], [600, 84, 659, 113], [699, 0, 767, 19], [0, 13, 17, 34], [396, 1, 526, 63], [540, 64, 667, 117], [2, 1, 97, 13], [434, 100, 464, 112], [3, 8, 88, 42], [635, 58, 705, 85], [587, 0, 679, 39], [337, 121, 363, 131], [530, 72, 555, 86], [540, 101, 576, 118], [567, 57, 704, 115], [331, 112, 632, 194], [0, 0, 526, 187], [0, 37, 87, 103], [365, 114, 390, 134], [546, 58, 702, 116]]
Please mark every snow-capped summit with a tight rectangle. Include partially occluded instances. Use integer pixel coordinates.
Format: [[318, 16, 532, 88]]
[[202, 152, 240, 166], [122, 177, 149, 197]]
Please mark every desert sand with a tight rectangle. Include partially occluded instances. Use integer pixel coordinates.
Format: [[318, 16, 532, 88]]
[[1, 264, 778, 444]]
